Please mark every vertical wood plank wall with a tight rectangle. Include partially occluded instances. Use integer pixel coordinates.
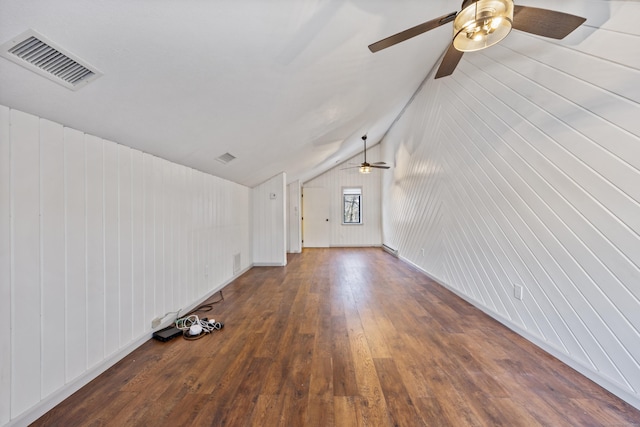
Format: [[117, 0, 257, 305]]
[[304, 144, 382, 247], [252, 172, 287, 266], [380, 2, 640, 409], [0, 106, 10, 423], [0, 105, 252, 425], [287, 180, 302, 253]]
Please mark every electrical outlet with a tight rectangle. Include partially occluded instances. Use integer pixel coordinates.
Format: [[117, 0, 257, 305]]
[[421, 248, 425, 256], [514, 284, 524, 301]]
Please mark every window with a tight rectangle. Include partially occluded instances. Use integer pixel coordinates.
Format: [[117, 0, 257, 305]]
[[342, 187, 362, 224]]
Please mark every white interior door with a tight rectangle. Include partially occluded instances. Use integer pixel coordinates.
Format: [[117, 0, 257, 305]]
[[303, 187, 330, 248]]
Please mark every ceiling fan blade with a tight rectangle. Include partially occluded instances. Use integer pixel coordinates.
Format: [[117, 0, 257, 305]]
[[371, 165, 390, 169], [435, 43, 464, 79], [341, 166, 360, 170], [368, 11, 457, 53], [372, 161, 387, 165], [512, 6, 586, 39]]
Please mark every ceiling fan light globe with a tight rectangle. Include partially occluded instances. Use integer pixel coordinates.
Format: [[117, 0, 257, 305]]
[[453, 0, 513, 52], [359, 165, 371, 174], [491, 16, 503, 29]]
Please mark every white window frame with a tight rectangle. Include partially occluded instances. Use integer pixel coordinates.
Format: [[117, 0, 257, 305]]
[[342, 187, 363, 225]]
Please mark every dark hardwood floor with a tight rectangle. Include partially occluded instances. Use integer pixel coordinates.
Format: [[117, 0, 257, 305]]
[[33, 248, 640, 426]]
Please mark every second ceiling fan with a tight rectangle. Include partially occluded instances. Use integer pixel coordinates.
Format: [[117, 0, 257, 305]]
[[368, 0, 586, 78], [343, 135, 390, 174]]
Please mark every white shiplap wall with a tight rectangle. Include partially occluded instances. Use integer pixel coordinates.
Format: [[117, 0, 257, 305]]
[[381, 2, 640, 409], [0, 105, 252, 425], [287, 180, 302, 253], [304, 144, 383, 247], [252, 172, 287, 266]]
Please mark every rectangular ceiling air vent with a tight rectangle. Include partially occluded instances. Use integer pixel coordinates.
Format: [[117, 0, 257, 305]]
[[0, 29, 102, 90], [216, 152, 236, 164]]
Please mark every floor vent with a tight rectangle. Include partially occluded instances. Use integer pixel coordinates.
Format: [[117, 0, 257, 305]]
[[0, 29, 102, 90], [216, 152, 236, 165]]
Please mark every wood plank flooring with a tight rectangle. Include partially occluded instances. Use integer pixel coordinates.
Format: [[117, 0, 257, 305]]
[[33, 248, 640, 426]]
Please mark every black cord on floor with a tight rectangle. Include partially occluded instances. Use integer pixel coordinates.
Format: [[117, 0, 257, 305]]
[[187, 290, 224, 316], [175, 290, 225, 341]]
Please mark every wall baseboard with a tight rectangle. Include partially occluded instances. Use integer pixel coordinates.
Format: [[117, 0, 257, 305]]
[[8, 334, 150, 427], [7, 265, 253, 427], [329, 244, 382, 248], [398, 255, 640, 412], [381, 244, 399, 257]]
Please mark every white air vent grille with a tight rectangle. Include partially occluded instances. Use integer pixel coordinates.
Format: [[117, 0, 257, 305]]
[[1, 29, 102, 90], [216, 152, 236, 164]]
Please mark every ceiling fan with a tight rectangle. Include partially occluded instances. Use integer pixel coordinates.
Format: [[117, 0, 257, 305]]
[[343, 135, 390, 174], [368, 0, 586, 78]]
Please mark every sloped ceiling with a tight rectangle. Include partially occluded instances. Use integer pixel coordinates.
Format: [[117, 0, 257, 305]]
[[0, 0, 601, 187]]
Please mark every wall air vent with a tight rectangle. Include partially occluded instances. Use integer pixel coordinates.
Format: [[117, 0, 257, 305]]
[[0, 29, 102, 90], [216, 152, 236, 164]]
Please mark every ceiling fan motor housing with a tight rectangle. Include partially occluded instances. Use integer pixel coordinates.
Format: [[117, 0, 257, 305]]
[[454, 0, 514, 52]]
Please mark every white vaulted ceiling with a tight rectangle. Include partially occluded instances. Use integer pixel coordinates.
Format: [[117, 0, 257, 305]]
[[0, 0, 603, 187]]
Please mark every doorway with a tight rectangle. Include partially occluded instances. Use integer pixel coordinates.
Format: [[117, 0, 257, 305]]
[[302, 187, 330, 247]]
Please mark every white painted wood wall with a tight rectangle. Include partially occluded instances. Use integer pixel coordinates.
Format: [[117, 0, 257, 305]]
[[252, 172, 287, 266], [287, 180, 302, 253], [380, 1, 640, 409], [304, 144, 383, 247], [0, 106, 252, 425]]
